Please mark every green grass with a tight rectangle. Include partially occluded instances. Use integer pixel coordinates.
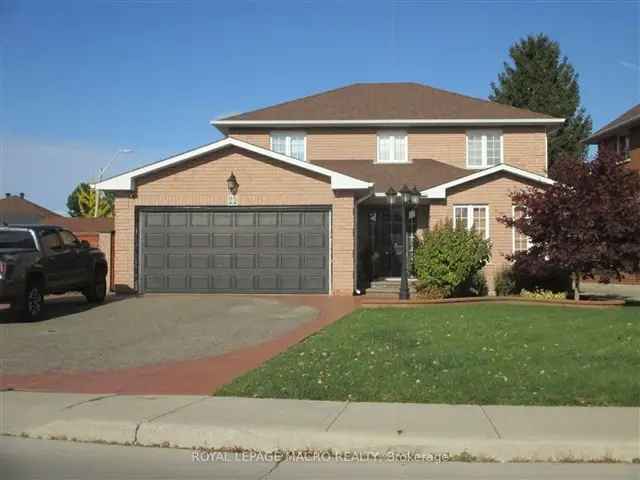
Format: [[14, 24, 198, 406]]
[[216, 304, 640, 406]]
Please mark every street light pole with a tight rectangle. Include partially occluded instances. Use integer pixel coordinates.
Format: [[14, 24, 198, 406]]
[[94, 148, 133, 217]]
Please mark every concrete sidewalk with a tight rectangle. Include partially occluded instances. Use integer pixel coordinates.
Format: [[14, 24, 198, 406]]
[[1, 391, 638, 463]]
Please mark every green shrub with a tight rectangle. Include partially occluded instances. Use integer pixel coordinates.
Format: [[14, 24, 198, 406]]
[[414, 221, 491, 297], [520, 289, 567, 300], [494, 267, 518, 296]]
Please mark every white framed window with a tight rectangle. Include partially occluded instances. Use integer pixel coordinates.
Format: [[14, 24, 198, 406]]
[[616, 135, 630, 159], [512, 205, 532, 253], [453, 205, 490, 239], [270, 131, 306, 162], [466, 130, 503, 168], [377, 130, 408, 163]]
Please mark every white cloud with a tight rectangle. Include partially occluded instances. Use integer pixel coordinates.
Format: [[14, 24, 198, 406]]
[[619, 60, 640, 71]]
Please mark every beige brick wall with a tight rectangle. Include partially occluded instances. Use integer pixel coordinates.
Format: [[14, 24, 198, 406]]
[[230, 126, 548, 174], [113, 146, 356, 295], [97, 232, 113, 289], [428, 174, 544, 293]]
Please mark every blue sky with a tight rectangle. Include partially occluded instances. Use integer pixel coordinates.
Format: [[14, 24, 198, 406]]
[[1, 0, 638, 213]]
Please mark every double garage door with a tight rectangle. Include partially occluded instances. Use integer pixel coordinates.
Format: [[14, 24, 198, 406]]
[[139, 208, 330, 293]]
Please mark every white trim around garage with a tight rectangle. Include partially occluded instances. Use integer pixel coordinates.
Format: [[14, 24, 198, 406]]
[[93, 137, 372, 192], [421, 164, 555, 199]]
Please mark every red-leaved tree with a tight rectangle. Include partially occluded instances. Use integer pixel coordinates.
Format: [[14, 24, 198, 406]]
[[499, 148, 640, 300]]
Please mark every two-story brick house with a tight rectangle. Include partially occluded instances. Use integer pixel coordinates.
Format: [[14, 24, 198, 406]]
[[584, 104, 640, 171], [96, 83, 563, 295]]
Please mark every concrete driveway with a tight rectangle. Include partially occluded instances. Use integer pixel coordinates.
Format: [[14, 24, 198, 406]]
[[0, 294, 317, 376]]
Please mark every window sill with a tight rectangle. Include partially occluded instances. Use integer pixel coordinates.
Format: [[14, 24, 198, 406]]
[[373, 160, 412, 165]]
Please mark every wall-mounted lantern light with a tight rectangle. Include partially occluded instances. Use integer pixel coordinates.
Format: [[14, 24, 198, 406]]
[[227, 172, 239, 195]]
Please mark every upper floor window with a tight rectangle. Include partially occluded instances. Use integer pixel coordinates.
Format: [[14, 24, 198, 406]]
[[466, 130, 503, 168], [616, 135, 630, 159], [270, 131, 306, 162], [453, 205, 489, 239], [377, 130, 408, 163]]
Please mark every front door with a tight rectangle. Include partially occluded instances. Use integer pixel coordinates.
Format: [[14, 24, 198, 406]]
[[366, 206, 417, 279]]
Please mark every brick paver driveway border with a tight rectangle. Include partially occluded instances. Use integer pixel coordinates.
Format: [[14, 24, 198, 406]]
[[1, 295, 360, 395]]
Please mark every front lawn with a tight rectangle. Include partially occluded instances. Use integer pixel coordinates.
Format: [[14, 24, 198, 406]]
[[217, 304, 640, 406]]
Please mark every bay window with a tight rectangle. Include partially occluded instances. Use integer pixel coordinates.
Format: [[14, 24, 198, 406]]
[[466, 130, 503, 168], [453, 205, 490, 239], [270, 131, 306, 162], [377, 130, 408, 163]]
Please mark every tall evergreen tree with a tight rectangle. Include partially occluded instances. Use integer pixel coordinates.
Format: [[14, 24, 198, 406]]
[[490, 34, 592, 171]]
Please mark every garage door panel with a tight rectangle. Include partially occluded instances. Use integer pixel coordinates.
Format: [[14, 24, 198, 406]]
[[189, 254, 209, 269], [258, 232, 278, 249], [280, 254, 300, 269], [213, 254, 233, 268], [144, 253, 164, 269], [236, 253, 256, 269], [144, 274, 164, 290], [235, 232, 255, 248], [168, 212, 188, 227], [145, 233, 164, 248], [167, 233, 187, 248], [282, 232, 302, 248], [140, 209, 329, 293], [213, 233, 233, 248], [167, 253, 187, 269], [190, 275, 209, 290], [190, 233, 210, 248]]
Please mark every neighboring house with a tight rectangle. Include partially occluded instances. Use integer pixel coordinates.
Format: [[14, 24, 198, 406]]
[[0, 193, 60, 224], [96, 82, 563, 295], [584, 104, 640, 171], [0, 193, 115, 290]]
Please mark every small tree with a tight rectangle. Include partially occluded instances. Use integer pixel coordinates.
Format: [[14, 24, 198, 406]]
[[67, 183, 114, 217], [490, 34, 592, 169], [414, 221, 491, 298], [499, 149, 640, 300]]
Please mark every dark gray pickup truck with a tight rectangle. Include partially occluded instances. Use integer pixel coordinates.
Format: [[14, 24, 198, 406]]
[[0, 225, 108, 320]]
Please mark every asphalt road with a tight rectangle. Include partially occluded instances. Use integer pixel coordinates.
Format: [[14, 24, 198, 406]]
[[1, 437, 637, 480], [0, 294, 317, 374]]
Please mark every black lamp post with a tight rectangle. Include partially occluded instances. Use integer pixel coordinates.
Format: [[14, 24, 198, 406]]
[[386, 184, 420, 300]]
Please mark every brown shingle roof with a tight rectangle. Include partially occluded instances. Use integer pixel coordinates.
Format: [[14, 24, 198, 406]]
[[314, 159, 469, 194], [585, 104, 640, 144], [220, 83, 556, 122], [40, 215, 114, 233], [0, 195, 60, 225]]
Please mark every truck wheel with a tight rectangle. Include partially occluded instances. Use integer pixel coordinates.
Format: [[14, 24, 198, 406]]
[[84, 268, 107, 303], [21, 282, 44, 322]]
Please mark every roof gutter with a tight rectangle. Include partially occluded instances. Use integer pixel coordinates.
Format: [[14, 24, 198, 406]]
[[212, 118, 565, 130], [583, 114, 640, 144]]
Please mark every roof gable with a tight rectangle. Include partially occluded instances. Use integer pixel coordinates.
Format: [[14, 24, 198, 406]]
[[213, 83, 564, 127], [94, 137, 372, 191], [421, 164, 555, 198], [585, 104, 640, 144], [0, 196, 60, 225]]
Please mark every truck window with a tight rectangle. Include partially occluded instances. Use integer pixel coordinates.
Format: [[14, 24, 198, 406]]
[[59, 230, 81, 248], [0, 231, 36, 250], [40, 230, 64, 254]]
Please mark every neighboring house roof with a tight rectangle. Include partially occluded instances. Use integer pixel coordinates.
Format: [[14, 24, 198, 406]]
[[40, 215, 114, 233], [421, 164, 555, 198], [213, 83, 564, 128], [0, 194, 60, 225], [584, 104, 640, 144], [314, 159, 469, 194], [94, 137, 373, 191]]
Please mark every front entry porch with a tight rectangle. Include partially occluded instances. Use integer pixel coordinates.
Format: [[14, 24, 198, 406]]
[[356, 199, 426, 293]]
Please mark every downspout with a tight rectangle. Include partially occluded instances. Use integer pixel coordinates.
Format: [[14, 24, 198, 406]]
[[354, 189, 375, 295]]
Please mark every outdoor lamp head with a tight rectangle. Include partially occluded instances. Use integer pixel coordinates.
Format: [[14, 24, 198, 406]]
[[227, 172, 239, 195], [411, 186, 420, 205], [400, 184, 412, 204], [385, 187, 397, 205]]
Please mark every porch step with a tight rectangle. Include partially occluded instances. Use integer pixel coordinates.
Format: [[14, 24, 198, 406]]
[[365, 278, 418, 297]]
